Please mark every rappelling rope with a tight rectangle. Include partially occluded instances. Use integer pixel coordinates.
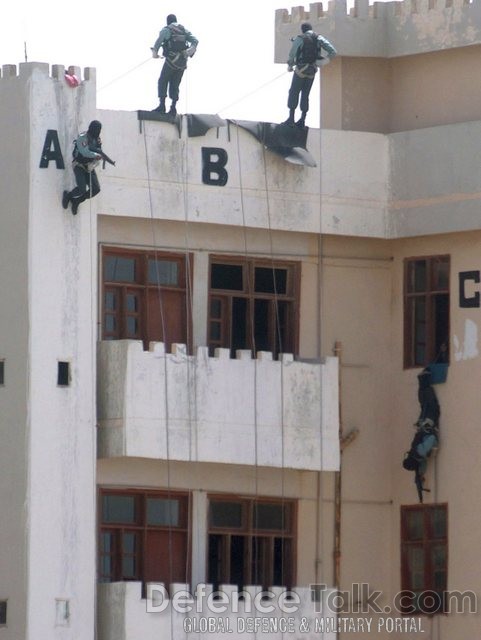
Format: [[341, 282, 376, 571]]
[[316, 68, 326, 640], [96, 58, 152, 93], [142, 120, 178, 640], [178, 75, 196, 640], [216, 70, 288, 116], [259, 143, 288, 640]]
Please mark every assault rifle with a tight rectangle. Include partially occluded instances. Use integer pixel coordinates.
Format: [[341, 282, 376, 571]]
[[98, 150, 116, 168]]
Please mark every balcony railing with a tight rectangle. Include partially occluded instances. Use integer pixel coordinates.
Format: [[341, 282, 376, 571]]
[[98, 340, 340, 472], [97, 582, 337, 640]]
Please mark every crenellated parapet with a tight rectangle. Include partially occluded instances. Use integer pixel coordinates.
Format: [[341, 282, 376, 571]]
[[97, 339, 340, 472], [0, 61, 96, 84], [275, 0, 481, 60]]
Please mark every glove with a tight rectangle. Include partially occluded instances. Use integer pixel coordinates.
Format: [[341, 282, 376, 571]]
[[151, 48, 159, 59], [287, 64, 294, 72], [185, 45, 197, 58]]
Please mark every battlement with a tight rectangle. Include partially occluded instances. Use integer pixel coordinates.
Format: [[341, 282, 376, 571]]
[[0, 61, 96, 84], [275, 0, 481, 59]]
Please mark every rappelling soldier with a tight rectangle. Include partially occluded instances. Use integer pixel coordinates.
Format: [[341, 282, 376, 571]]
[[151, 14, 199, 116], [284, 22, 337, 128], [62, 120, 115, 216], [402, 368, 440, 502]]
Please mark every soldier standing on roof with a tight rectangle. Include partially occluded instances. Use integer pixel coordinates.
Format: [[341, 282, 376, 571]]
[[151, 14, 199, 116], [284, 22, 337, 128]]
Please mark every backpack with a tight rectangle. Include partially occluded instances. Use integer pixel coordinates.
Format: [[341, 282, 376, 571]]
[[298, 33, 319, 65], [165, 24, 188, 54]]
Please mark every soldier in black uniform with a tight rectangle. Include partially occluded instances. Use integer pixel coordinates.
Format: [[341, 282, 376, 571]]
[[151, 14, 199, 116]]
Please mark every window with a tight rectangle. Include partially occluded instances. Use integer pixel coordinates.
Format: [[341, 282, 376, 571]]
[[0, 601, 6, 626], [0, 360, 4, 386], [55, 599, 70, 627], [404, 256, 450, 368], [57, 361, 70, 386], [208, 496, 296, 591], [208, 257, 300, 358], [400, 504, 447, 614], [102, 249, 192, 351], [99, 490, 189, 586]]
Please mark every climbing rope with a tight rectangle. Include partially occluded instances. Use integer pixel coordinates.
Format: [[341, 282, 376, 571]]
[[97, 58, 152, 93]]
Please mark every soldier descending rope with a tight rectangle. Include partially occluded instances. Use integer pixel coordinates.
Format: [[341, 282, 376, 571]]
[[62, 120, 115, 216], [403, 368, 440, 502]]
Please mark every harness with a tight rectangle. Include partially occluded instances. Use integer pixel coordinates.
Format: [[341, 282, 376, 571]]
[[163, 24, 189, 68], [294, 64, 318, 79], [293, 33, 320, 78]]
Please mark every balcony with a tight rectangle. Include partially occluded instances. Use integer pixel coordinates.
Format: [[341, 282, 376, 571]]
[[97, 582, 337, 640], [97, 340, 340, 472]]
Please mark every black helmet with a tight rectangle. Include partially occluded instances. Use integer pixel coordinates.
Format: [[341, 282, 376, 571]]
[[87, 120, 102, 138], [301, 22, 313, 33], [167, 14, 177, 24]]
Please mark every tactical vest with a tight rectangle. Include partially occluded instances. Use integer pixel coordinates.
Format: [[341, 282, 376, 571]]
[[165, 24, 188, 54], [297, 33, 318, 65]]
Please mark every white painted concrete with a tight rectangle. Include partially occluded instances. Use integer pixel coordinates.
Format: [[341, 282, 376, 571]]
[[275, 0, 481, 59], [98, 341, 340, 472], [0, 62, 97, 640], [98, 582, 337, 640], [98, 109, 390, 239]]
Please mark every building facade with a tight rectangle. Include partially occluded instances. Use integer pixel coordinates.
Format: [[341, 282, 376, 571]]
[[0, 1, 480, 639]]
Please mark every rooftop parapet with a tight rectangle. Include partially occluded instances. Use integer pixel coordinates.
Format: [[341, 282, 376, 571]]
[[275, 0, 481, 59], [0, 62, 96, 84], [97, 340, 340, 472]]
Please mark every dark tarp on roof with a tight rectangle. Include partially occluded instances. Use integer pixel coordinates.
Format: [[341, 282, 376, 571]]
[[137, 110, 182, 135], [186, 114, 227, 137], [137, 111, 227, 137], [136, 112, 316, 167], [229, 120, 317, 167]]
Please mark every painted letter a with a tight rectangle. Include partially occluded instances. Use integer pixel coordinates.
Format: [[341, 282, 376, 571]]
[[39, 129, 65, 169]]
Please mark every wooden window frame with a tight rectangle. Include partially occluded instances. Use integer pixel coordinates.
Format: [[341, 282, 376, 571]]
[[102, 247, 193, 351], [207, 256, 300, 358], [403, 255, 450, 369], [400, 504, 448, 615], [207, 495, 297, 591], [99, 489, 191, 586]]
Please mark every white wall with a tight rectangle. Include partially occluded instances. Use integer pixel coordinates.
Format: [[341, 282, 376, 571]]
[[27, 63, 97, 640], [0, 62, 97, 640], [0, 63, 31, 640], [97, 110, 390, 239], [98, 341, 339, 472]]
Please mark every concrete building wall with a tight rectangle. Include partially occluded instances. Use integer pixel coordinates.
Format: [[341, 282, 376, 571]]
[[0, 62, 97, 640], [321, 46, 481, 133], [97, 458, 323, 588], [97, 111, 390, 238], [0, 64, 31, 640], [98, 217, 325, 356], [320, 236, 395, 634], [26, 63, 97, 640], [4, 1, 481, 631], [277, 3, 481, 133], [312, 230, 481, 639]]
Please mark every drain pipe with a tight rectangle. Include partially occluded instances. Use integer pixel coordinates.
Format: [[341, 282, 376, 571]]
[[333, 341, 343, 595], [333, 341, 359, 639]]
